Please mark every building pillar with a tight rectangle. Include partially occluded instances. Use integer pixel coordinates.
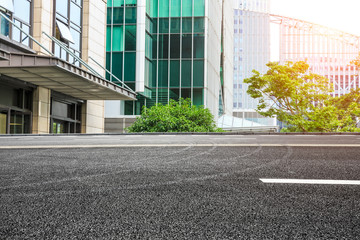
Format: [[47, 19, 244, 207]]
[[81, 100, 105, 133], [32, 87, 51, 134]]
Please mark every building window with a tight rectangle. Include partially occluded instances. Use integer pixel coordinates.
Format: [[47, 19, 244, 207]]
[[54, 0, 82, 66], [0, 0, 32, 47]]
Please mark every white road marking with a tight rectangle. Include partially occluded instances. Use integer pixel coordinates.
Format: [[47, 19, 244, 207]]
[[1, 143, 360, 149], [260, 178, 360, 185]]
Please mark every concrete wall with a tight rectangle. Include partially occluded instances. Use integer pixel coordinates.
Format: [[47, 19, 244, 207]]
[[32, 0, 53, 55], [105, 117, 137, 133]]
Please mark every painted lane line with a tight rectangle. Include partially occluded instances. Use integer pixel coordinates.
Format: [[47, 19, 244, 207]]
[[260, 178, 360, 185]]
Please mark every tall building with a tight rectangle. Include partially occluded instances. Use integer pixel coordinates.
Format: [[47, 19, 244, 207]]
[[104, 0, 233, 132], [232, 0, 275, 126], [0, 0, 135, 134], [273, 15, 360, 96]]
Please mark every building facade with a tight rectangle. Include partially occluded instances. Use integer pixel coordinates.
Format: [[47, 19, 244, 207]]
[[272, 15, 360, 97], [104, 0, 233, 132], [232, 0, 275, 126], [0, 0, 136, 134]]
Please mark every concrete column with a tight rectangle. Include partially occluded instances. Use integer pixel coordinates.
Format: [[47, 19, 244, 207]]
[[81, 0, 107, 133], [32, 87, 51, 134], [81, 100, 105, 133], [32, 0, 53, 55]]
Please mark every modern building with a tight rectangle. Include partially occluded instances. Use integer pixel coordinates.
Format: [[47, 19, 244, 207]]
[[104, 0, 233, 132], [232, 0, 276, 126], [271, 15, 360, 96], [0, 0, 136, 134]]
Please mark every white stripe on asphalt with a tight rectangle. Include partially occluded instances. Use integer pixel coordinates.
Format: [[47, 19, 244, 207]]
[[1, 143, 360, 149], [260, 178, 360, 185]]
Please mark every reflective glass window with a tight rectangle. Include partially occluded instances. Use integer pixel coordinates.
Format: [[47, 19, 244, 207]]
[[150, 0, 158, 17], [159, 18, 169, 33], [125, 25, 136, 50], [158, 34, 169, 59], [181, 60, 191, 87], [193, 89, 204, 105], [111, 52, 123, 80], [170, 18, 180, 33], [169, 88, 179, 101], [170, 34, 180, 58], [193, 17, 204, 33], [158, 60, 168, 87], [182, 0, 192, 17], [70, 1, 81, 26], [112, 7, 124, 24], [112, 25, 124, 51], [193, 34, 204, 58], [170, 0, 181, 17], [194, 0, 205, 16], [181, 88, 191, 99], [125, 7, 136, 24], [124, 52, 136, 81], [159, 0, 169, 17], [182, 34, 192, 58], [56, 0, 69, 18], [182, 18, 192, 33], [170, 60, 180, 87], [193, 60, 204, 87], [13, 0, 30, 23]]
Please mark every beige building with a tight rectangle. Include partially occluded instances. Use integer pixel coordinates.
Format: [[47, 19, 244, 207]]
[[0, 0, 135, 134]]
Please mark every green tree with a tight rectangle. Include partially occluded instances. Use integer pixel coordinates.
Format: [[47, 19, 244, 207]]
[[244, 61, 360, 132], [127, 98, 222, 133]]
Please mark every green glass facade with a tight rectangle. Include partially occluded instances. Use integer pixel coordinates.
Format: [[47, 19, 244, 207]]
[[106, 0, 206, 115]]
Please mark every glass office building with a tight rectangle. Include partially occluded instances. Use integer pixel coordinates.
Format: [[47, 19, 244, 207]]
[[105, 0, 233, 132]]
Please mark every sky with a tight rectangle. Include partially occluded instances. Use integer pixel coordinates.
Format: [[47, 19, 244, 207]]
[[270, 0, 360, 36]]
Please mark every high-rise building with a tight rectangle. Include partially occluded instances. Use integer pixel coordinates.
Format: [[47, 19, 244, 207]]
[[0, 0, 135, 134], [232, 0, 275, 126], [104, 0, 233, 132], [274, 15, 360, 96]]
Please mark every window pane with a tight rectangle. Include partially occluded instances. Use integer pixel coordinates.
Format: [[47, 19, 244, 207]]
[[124, 101, 134, 115], [145, 33, 152, 58], [70, 28, 81, 51], [182, 0, 192, 17], [21, 24, 29, 46], [14, 0, 30, 24], [170, 34, 180, 58], [170, 60, 180, 87], [182, 34, 192, 58], [170, 0, 181, 17], [159, 0, 169, 17], [170, 18, 180, 33], [56, 0, 68, 18], [106, 53, 111, 79], [158, 60, 168, 87], [193, 34, 204, 58], [158, 34, 169, 59], [181, 60, 191, 87], [194, 0, 205, 17], [193, 60, 204, 87], [112, 7, 124, 24], [113, 0, 125, 7], [193, 17, 204, 33], [112, 25, 124, 51], [125, 25, 136, 51], [193, 89, 204, 105], [111, 52, 123, 80], [181, 88, 191, 100], [125, 0, 137, 4], [125, 7, 136, 24], [169, 88, 179, 101], [124, 52, 136, 82], [159, 18, 169, 33], [151, 61, 157, 87], [70, 1, 81, 26], [158, 89, 169, 105], [151, 0, 158, 17], [152, 34, 158, 58], [12, 20, 21, 42], [182, 18, 192, 33]]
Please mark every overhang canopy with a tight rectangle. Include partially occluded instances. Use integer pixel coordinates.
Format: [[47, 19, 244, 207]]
[[0, 51, 136, 100]]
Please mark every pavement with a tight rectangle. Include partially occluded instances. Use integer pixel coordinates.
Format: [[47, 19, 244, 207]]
[[1, 134, 360, 239]]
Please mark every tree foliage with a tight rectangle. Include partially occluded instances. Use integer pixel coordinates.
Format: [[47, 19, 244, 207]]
[[127, 98, 222, 132], [244, 61, 360, 132]]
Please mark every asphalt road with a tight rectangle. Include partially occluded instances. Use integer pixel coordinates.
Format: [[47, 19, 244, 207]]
[[1, 134, 360, 239]]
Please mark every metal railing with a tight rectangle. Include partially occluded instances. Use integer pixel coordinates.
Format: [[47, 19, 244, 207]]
[[0, 11, 136, 95]]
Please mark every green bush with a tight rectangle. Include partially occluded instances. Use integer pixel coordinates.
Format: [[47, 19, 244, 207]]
[[127, 98, 222, 133]]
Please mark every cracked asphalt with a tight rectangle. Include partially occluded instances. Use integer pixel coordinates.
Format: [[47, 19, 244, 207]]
[[1, 134, 360, 239]]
